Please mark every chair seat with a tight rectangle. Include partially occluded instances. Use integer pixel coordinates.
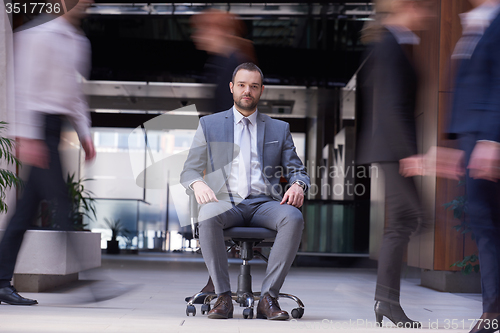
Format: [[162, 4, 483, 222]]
[[223, 227, 277, 240]]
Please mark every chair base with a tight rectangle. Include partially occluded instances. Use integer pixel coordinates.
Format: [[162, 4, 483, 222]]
[[186, 291, 305, 319], [184, 230, 303, 319]]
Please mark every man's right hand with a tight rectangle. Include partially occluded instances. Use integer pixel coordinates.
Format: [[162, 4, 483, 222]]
[[18, 138, 49, 169], [81, 137, 96, 162], [192, 181, 218, 205]]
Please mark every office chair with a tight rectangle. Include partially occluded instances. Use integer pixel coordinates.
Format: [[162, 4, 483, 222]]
[[185, 190, 305, 319]]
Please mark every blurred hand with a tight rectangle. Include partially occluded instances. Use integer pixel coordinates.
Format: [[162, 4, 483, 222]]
[[81, 137, 96, 162], [192, 181, 218, 205], [468, 141, 500, 182], [424, 146, 465, 180], [399, 155, 424, 177], [281, 183, 304, 208], [17, 138, 49, 169]]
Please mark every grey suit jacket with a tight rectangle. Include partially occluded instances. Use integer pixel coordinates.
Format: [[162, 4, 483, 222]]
[[180, 108, 310, 201]]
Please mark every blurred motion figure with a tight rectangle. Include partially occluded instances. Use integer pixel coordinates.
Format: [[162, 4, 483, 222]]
[[0, 0, 95, 305], [357, 0, 432, 327], [448, 1, 500, 332], [191, 9, 256, 113]]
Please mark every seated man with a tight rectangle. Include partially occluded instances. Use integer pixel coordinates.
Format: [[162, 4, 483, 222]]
[[180, 62, 310, 320]]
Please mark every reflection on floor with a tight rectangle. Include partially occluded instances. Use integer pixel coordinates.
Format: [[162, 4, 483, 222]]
[[1, 253, 481, 333]]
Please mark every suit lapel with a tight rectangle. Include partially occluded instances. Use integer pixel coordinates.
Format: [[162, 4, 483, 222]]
[[257, 112, 266, 169]]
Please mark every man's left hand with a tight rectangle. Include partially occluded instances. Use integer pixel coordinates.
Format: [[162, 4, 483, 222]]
[[468, 141, 500, 182], [281, 183, 304, 208]]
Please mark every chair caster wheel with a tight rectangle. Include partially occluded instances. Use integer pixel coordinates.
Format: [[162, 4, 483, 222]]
[[291, 307, 304, 319], [243, 308, 254, 319], [186, 304, 196, 316], [201, 303, 211, 315]]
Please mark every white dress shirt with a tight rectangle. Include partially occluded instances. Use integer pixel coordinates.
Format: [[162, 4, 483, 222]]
[[14, 16, 91, 141], [226, 107, 267, 197], [452, 2, 500, 59]]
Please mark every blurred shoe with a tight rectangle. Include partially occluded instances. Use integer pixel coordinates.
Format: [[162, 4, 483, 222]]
[[185, 276, 215, 304], [81, 280, 139, 303], [185, 291, 216, 304], [469, 313, 500, 333], [0, 286, 38, 305], [257, 293, 289, 320], [375, 301, 421, 328]]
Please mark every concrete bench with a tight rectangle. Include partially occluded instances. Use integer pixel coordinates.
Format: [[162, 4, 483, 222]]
[[0, 230, 101, 292]]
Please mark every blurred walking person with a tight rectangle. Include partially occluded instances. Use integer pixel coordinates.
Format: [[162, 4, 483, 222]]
[[191, 9, 256, 113], [0, 0, 95, 305], [357, 0, 431, 327], [447, 1, 500, 332]]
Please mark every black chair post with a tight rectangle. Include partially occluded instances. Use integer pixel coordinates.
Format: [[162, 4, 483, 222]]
[[237, 241, 254, 306]]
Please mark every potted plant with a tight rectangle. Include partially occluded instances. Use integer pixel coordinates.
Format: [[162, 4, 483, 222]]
[[103, 218, 129, 254], [40, 173, 96, 231], [66, 173, 96, 231], [444, 181, 479, 274], [0, 121, 23, 214]]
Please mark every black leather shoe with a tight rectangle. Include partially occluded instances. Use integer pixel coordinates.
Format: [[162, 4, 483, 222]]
[[207, 294, 233, 319], [374, 301, 421, 328], [0, 286, 38, 305], [257, 293, 289, 320], [469, 313, 500, 333]]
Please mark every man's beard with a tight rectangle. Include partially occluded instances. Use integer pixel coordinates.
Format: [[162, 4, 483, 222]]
[[235, 95, 259, 111]]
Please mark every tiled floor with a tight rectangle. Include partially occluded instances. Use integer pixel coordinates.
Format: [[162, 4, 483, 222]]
[[0, 253, 481, 333]]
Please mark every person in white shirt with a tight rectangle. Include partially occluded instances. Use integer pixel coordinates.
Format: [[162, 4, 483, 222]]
[[0, 0, 95, 305]]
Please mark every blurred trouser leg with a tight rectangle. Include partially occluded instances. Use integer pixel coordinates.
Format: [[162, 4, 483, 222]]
[[0, 170, 41, 287], [0, 114, 70, 287], [375, 163, 421, 304], [462, 135, 500, 314]]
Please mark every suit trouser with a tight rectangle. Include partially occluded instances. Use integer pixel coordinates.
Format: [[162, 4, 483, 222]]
[[461, 135, 500, 313], [198, 194, 304, 298], [375, 163, 422, 304], [0, 115, 71, 286]]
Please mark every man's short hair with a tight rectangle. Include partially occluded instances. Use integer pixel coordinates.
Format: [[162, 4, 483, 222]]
[[232, 62, 264, 84]]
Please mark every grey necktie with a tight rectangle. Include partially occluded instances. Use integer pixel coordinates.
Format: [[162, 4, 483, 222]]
[[238, 117, 251, 198]]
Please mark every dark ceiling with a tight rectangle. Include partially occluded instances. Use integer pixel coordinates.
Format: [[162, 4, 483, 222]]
[[83, 3, 369, 86]]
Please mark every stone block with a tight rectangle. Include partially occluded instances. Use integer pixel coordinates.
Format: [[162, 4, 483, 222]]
[[421, 270, 481, 293]]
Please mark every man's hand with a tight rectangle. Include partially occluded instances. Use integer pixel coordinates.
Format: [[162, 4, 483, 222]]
[[17, 138, 49, 169], [280, 183, 304, 208], [192, 181, 218, 205], [468, 141, 500, 182], [399, 155, 424, 177], [81, 137, 96, 162], [424, 146, 465, 180]]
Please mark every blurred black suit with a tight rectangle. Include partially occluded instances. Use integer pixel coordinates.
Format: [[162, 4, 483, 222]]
[[358, 28, 422, 305]]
